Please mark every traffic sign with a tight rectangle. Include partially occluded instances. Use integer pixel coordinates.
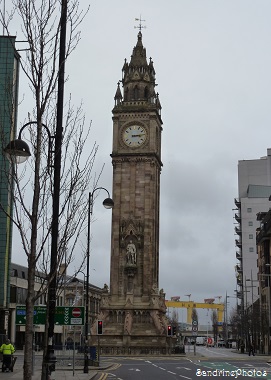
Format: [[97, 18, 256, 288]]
[[55, 306, 84, 325], [192, 318, 198, 336], [16, 305, 46, 325], [16, 305, 85, 326], [72, 308, 81, 318]]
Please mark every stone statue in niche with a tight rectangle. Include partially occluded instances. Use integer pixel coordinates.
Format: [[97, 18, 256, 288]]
[[126, 240, 137, 265], [124, 311, 133, 335]]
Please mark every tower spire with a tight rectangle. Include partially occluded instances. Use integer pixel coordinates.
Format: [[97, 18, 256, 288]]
[[134, 16, 146, 33]]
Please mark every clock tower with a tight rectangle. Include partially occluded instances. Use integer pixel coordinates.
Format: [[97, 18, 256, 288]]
[[92, 31, 169, 353]]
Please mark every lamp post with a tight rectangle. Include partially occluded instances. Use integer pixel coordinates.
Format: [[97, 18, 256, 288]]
[[214, 296, 222, 346], [4, 2, 68, 378], [83, 188, 114, 373], [4, 120, 59, 375]]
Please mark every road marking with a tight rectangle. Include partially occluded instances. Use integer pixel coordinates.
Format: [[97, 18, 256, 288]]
[[178, 375, 192, 379], [176, 367, 191, 370], [97, 373, 108, 380], [168, 371, 176, 375]]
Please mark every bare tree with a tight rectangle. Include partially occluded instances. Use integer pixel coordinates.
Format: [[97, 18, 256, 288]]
[[169, 309, 179, 335], [191, 308, 198, 322], [0, 1, 98, 379]]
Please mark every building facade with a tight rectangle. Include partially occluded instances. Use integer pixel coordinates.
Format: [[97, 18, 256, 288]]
[[235, 149, 271, 308], [0, 36, 20, 335], [91, 31, 169, 354], [256, 210, 271, 354], [8, 263, 103, 349], [234, 149, 271, 355]]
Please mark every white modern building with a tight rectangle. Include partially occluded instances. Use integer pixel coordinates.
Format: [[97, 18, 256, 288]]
[[235, 148, 271, 308]]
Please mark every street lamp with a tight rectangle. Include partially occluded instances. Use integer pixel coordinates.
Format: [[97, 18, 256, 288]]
[[4, 119, 61, 377], [4, 2, 68, 378], [83, 188, 113, 373]]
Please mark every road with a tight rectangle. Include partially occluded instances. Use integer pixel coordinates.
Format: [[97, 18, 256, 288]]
[[96, 346, 271, 380]]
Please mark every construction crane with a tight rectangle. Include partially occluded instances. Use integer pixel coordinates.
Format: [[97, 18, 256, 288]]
[[165, 298, 224, 324]]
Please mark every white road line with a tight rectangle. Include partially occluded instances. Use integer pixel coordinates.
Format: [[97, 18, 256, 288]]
[[176, 367, 191, 370], [178, 374, 192, 379], [168, 371, 176, 375]]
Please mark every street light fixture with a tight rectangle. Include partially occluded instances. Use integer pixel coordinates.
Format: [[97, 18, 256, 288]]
[[4, 121, 54, 167], [83, 188, 113, 373], [4, 119, 60, 377]]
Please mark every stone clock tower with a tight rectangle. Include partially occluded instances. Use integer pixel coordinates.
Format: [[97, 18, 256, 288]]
[[92, 31, 169, 353]]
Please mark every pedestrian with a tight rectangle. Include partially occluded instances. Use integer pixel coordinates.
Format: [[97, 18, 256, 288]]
[[0, 338, 15, 372], [248, 340, 255, 356]]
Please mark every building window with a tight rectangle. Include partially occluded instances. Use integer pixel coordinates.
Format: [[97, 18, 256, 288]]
[[249, 234, 253, 239], [249, 247, 254, 252], [67, 297, 73, 306], [12, 269, 18, 277], [248, 221, 253, 226], [247, 208, 252, 213]]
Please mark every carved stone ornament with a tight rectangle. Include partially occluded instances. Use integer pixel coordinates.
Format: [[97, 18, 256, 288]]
[[120, 218, 144, 249]]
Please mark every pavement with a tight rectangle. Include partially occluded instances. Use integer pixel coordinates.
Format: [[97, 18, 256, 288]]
[[1, 350, 112, 379], [5, 369, 99, 379]]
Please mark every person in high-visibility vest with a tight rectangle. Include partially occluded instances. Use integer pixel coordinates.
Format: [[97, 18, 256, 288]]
[[0, 338, 15, 372]]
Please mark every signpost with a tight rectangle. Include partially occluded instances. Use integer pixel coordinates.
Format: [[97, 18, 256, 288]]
[[16, 306, 85, 326], [192, 318, 198, 356]]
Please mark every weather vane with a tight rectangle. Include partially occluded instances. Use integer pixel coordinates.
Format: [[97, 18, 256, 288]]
[[134, 16, 146, 32]]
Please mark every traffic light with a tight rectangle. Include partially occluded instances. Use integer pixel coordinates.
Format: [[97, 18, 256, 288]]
[[167, 325, 172, 336], [172, 326, 177, 335], [97, 320, 103, 335]]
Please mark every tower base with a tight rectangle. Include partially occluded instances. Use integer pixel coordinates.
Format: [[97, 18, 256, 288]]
[[90, 288, 172, 355]]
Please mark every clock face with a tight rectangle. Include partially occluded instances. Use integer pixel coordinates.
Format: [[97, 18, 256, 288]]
[[122, 125, 147, 147]]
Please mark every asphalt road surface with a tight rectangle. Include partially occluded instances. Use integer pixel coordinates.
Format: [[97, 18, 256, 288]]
[[96, 346, 271, 380]]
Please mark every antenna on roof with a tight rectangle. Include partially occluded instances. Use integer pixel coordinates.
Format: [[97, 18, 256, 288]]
[[134, 15, 146, 32]]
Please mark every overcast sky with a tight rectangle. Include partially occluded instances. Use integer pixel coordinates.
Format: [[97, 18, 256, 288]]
[[9, 0, 271, 324]]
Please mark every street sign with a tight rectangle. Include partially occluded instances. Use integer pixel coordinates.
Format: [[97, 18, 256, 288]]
[[16, 305, 85, 326], [16, 305, 46, 325], [192, 319, 198, 336], [55, 306, 84, 326], [72, 307, 81, 318]]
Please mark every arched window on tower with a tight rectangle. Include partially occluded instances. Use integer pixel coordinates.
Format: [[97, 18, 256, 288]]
[[133, 85, 139, 100], [144, 86, 149, 101], [124, 87, 129, 101]]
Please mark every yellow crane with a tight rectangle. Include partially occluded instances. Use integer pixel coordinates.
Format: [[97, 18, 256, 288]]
[[165, 299, 224, 324]]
